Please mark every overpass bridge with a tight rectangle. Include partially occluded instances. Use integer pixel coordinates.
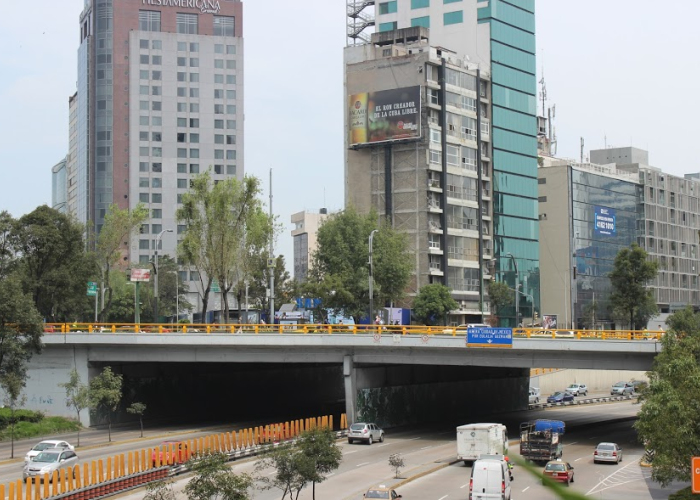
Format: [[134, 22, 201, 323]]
[[25, 326, 661, 428]]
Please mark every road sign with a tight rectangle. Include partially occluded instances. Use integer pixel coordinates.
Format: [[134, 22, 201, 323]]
[[466, 327, 513, 348], [87, 281, 97, 297], [211, 280, 221, 293], [693, 457, 700, 493], [130, 269, 151, 282]]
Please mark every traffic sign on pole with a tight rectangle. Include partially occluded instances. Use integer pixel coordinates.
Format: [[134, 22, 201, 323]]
[[87, 282, 98, 297], [211, 280, 221, 293], [692, 457, 700, 493]]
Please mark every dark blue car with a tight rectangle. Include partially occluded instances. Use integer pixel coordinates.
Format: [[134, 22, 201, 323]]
[[547, 391, 574, 403]]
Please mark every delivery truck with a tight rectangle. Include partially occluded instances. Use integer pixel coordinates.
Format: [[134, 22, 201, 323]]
[[457, 423, 509, 466], [519, 419, 565, 463]]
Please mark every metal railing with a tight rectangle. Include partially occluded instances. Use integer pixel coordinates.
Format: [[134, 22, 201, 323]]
[[42, 324, 665, 341]]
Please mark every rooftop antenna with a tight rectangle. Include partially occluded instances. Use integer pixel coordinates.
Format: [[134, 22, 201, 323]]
[[580, 137, 584, 164]]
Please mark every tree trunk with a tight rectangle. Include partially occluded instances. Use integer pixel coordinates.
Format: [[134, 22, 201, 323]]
[[222, 284, 230, 323], [140, 417, 144, 438], [312, 481, 316, 500], [237, 289, 243, 325], [108, 414, 112, 442], [201, 289, 210, 324]]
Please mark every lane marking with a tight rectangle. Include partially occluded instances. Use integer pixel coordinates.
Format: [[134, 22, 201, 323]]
[[356, 462, 370, 467], [566, 441, 578, 446], [344, 450, 358, 455], [585, 459, 642, 495], [376, 443, 390, 447], [438, 496, 449, 500], [420, 446, 432, 450], [574, 457, 584, 462], [408, 437, 422, 441], [522, 486, 530, 492], [460, 484, 468, 489]]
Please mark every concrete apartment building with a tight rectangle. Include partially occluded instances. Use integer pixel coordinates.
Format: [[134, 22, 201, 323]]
[[291, 209, 330, 282], [345, 0, 539, 325], [68, 0, 243, 315]]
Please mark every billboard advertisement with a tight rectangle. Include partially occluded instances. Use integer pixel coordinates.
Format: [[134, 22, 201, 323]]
[[542, 314, 558, 330], [348, 86, 421, 146], [130, 269, 151, 282], [594, 206, 616, 236]]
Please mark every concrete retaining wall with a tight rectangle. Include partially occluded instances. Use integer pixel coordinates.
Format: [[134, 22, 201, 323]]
[[531, 368, 648, 395]]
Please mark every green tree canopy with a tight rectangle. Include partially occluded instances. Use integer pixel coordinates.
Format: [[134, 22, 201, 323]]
[[635, 306, 700, 486], [185, 452, 252, 500], [608, 243, 659, 329], [305, 207, 412, 323], [487, 280, 513, 324], [412, 284, 459, 325], [89, 366, 123, 442]]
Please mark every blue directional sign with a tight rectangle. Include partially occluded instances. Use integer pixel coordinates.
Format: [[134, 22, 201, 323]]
[[466, 327, 513, 348]]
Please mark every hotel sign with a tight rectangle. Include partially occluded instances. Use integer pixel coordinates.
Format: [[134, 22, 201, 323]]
[[142, 0, 221, 14]]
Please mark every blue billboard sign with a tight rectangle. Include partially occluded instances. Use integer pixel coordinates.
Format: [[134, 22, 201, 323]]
[[594, 206, 616, 236], [466, 327, 513, 348]]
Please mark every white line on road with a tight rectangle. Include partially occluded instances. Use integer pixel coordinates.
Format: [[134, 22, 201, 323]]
[[574, 457, 584, 462], [566, 442, 578, 446], [438, 495, 449, 500], [420, 446, 432, 450], [408, 437, 422, 441], [460, 484, 468, 489], [356, 462, 370, 468], [344, 450, 358, 455], [522, 486, 530, 492], [585, 460, 641, 495], [376, 443, 390, 447]]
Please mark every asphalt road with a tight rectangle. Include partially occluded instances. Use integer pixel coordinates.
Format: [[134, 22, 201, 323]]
[[108, 399, 675, 500]]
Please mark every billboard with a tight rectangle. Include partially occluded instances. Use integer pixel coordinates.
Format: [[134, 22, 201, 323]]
[[348, 86, 421, 146], [130, 269, 151, 282], [594, 206, 616, 236], [542, 314, 558, 330]]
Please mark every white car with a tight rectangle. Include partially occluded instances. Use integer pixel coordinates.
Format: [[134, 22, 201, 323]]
[[25, 440, 74, 464], [566, 383, 588, 396]]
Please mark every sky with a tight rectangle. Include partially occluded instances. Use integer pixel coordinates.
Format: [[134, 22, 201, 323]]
[[1, 0, 699, 266]]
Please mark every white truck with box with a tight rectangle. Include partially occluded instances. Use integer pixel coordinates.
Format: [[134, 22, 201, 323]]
[[457, 423, 509, 466]]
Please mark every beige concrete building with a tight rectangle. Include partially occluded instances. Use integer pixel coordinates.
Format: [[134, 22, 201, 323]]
[[291, 209, 330, 282]]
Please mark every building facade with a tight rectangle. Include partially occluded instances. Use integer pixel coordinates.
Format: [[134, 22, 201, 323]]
[[72, 0, 243, 310], [51, 157, 68, 213], [291, 209, 330, 282], [347, 0, 539, 325], [538, 157, 640, 329]]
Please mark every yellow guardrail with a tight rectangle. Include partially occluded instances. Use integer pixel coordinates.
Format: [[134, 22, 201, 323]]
[[44, 323, 665, 341], [5, 413, 345, 500]]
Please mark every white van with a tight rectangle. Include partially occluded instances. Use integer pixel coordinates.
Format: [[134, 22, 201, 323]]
[[529, 387, 540, 404], [469, 457, 512, 500], [457, 423, 508, 465]]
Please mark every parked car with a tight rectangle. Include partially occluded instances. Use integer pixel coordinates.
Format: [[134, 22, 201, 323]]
[[151, 441, 189, 466], [529, 387, 540, 404], [565, 383, 588, 396], [547, 391, 574, 403], [594, 442, 623, 464], [611, 381, 634, 395], [628, 380, 647, 393], [25, 440, 74, 464], [542, 460, 574, 485], [364, 485, 402, 499], [348, 423, 384, 445], [23, 450, 79, 480]]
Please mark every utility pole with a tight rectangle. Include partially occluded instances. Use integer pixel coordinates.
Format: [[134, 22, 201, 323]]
[[153, 229, 173, 322], [369, 229, 378, 324], [268, 169, 275, 324], [506, 253, 519, 326]]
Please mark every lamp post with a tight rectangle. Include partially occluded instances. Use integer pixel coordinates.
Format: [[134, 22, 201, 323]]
[[368, 229, 378, 324], [153, 229, 173, 322], [506, 253, 519, 326]]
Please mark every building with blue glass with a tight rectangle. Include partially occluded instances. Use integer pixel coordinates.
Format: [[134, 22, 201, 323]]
[[347, 0, 538, 325]]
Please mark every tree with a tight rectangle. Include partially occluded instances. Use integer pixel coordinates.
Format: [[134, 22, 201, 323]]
[[126, 402, 147, 438], [306, 207, 412, 323], [89, 367, 123, 442], [608, 243, 659, 329], [184, 452, 253, 500], [177, 173, 270, 323], [144, 478, 177, 500], [96, 204, 149, 322], [247, 254, 295, 318], [581, 299, 598, 329], [59, 369, 89, 446], [487, 280, 513, 324], [635, 306, 700, 486], [295, 427, 342, 500], [388, 453, 405, 479], [255, 441, 311, 500], [154, 255, 192, 321], [412, 284, 458, 325], [0, 372, 26, 459]]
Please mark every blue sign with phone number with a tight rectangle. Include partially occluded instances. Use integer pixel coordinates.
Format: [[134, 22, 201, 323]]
[[594, 206, 616, 236], [466, 327, 513, 347]]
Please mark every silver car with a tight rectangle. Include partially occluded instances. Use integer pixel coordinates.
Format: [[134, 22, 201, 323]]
[[566, 383, 588, 396], [348, 422, 384, 445], [594, 442, 622, 464], [611, 381, 634, 395], [23, 450, 79, 480]]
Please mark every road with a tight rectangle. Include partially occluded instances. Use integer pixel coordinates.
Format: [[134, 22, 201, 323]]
[[108, 399, 687, 500]]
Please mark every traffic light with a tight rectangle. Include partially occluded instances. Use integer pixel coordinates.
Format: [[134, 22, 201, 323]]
[[534, 311, 539, 321]]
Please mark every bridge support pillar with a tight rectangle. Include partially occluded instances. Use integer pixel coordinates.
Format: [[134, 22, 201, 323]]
[[343, 355, 356, 426]]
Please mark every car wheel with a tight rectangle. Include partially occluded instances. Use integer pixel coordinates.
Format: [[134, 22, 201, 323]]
[[368, 436, 373, 445], [379, 434, 384, 443], [348, 438, 353, 444]]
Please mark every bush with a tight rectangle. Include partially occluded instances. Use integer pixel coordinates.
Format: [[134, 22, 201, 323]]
[[0, 417, 81, 441], [668, 487, 699, 499], [0, 408, 44, 428]]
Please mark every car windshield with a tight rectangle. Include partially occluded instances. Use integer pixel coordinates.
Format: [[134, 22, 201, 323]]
[[551, 392, 562, 397], [350, 424, 366, 431], [365, 491, 390, 499], [32, 443, 55, 451], [613, 382, 625, 387], [33, 452, 60, 463], [545, 463, 565, 472], [567, 385, 578, 388], [597, 444, 615, 450]]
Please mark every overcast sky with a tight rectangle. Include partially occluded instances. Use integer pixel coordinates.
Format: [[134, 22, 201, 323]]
[[1, 0, 698, 265]]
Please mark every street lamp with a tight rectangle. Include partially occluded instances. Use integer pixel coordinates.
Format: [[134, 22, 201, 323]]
[[506, 253, 519, 326], [153, 229, 173, 322], [368, 229, 378, 324]]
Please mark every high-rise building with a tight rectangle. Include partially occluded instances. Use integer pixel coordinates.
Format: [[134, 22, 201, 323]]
[[51, 157, 69, 213], [291, 209, 330, 282], [72, 0, 243, 289], [67, 92, 80, 216], [345, 0, 539, 325]]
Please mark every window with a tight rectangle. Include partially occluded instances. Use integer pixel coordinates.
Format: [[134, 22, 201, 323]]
[[139, 116, 149, 126], [227, 165, 236, 175], [177, 179, 188, 189], [178, 225, 187, 234], [190, 42, 199, 52], [213, 15, 235, 36], [226, 120, 236, 129], [190, 58, 199, 67], [152, 224, 162, 234], [139, 70, 149, 79], [411, 0, 429, 8], [215, 104, 224, 114], [444, 10, 463, 25], [444, 0, 461, 3], [214, 74, 224, 84], [226, 60, 236, 69], [152, 55, 161, 65], [139, 178, 149, 188], [190, 149, 199, 158], [378, 21, 397, 32], [139, 193, 149, 203], [411, 16, 429, 28], [215, 150, 224, 160], [152, 101, 161, 111], [214, 59, 224, 69], [152, 70, 161, 80], [152, 209, 162, 219], [226, 150, 236, 160], [215, 44, 224, 54], [152, 162, 162, 172], [139, 162, 149, 172], [226, 135, 235, 145], [190, 118, 199, 127], [140, 39, 149, 49], [379, 1, 397, 14], [177, 102, 187, 112], [214, 165, 223, 174], [152, 116, 162, 126], [176, 13, 198, 34], [177, 71, 186, 82], [226, 104, 236, 114], [177, 163, 186, 173], [151, 132, 162, 142], [152, 40, 162, 50], [177, 87, 186, 97], [140, 54, 149, 65], [190, 164, 199, 174], [139, 131, 148, 141], [215, 134, 224, 144], [189, 133, 199, 143], [190, 103, 199, 112], [226, 45, 236, 55], [226, 75, 236, 84], [138, 11, 161, 32], [214, 89, 224, 99], [139, 239, 150, 250], [177, 148, 187, 158], [152, 193, 162, 203], [190, 73, 199, 82], [177, 118, 187, 127], [215, 119, 224, 129], [151, 86, 161, 96], [226, 90, 236, 99], [189, 88, 199, 98], [152, 147, 162, 157], [139, 147, 149, 156], [178, 41, 187, 51]]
